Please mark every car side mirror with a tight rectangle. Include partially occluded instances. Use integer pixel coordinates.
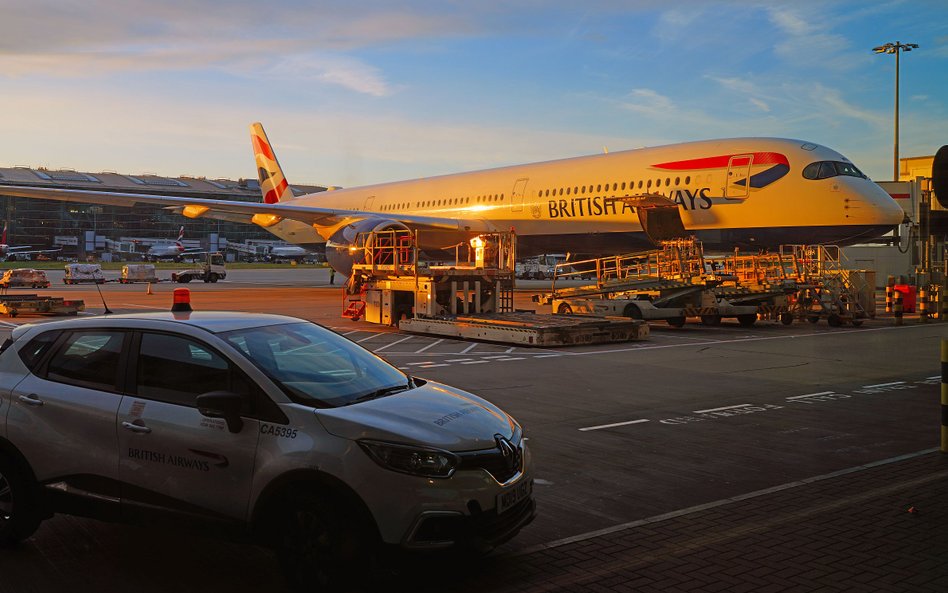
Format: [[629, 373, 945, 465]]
[[196, 391, 245, 433]]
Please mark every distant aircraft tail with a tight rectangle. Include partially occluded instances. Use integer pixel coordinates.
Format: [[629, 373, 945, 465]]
[[251, 122, 294, 204], [176, 225, 184, 248], [1, 222, 6, 245]]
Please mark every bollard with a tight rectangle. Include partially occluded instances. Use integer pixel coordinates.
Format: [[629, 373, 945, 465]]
[[919, 285, 929, 323], [885, 275, 895, 314], [894, 290, 903, 326], [942, 339, 948, 453], [934, 284, 942, 321]]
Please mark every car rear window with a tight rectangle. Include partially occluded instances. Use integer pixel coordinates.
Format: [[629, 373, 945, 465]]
[[17, 331, 60, 371]]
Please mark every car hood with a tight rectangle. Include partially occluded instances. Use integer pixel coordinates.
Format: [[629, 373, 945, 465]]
[[315, 381, 518, 452]]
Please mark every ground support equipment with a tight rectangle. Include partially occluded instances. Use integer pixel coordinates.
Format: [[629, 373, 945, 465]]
[[0, 294, 85, 317]]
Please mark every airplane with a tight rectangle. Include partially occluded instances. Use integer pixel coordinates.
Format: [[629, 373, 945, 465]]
[[144, 226, 202, 261], [267, 244, 309, 262], [0, 124, 905, 276], [0, 222, 61, 261]]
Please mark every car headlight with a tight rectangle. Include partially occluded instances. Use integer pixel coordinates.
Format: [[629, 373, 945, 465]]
[[358, 440, 459, 478]]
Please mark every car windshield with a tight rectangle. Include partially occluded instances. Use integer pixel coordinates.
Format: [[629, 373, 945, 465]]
[[219, 322, 410, 408]]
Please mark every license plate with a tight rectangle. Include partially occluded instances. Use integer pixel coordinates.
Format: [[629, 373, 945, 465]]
[[496, 479, 532, 515]]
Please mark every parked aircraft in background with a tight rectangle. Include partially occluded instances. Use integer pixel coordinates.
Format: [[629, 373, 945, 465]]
[[0, 222, 61, 261], [267, 244, 309, 261], [0, 124, 905, 275], [145, 226, 202, 261]]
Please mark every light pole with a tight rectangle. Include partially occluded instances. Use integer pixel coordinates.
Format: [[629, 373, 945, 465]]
[[873, 41, 919, 181]]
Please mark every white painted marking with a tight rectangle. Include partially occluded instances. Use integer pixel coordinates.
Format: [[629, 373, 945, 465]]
[[534, 354, 562, 358], [445, 358, 473, 363], [373, 336, 414, 352], [0, 320, 17, 328], [926, 375, 940, 380], [418, 363, 449, 368], [460, 343, 478, 354], [117, 303, 160, 309], [693, 404, 751, 414], [505, 347, 516, 353], [786, 391, 835, 400], [341, 330, 362, 336], [405, 361, 436, 366], [514, 448, 942, 557], [414, 339, 444, 353], [356, 333, 383, 343], [579, 419, 650, 432], [496, 357, 526, 361], [460, 360, 489, 365], [862, 381, 905, 389]]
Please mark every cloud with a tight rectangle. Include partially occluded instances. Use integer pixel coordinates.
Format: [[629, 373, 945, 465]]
[[749, 97, 771, 112], [0, 1, 471, 96]]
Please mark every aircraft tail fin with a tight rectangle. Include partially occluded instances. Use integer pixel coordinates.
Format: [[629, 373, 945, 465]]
[[176, 226, 184, 247], [1, 222, 6, 245], [251, 122, 294, 204]]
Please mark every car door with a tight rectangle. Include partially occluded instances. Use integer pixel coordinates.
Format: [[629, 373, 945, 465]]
[[116, 330, 261, 522], [7, 329, 127, 489]]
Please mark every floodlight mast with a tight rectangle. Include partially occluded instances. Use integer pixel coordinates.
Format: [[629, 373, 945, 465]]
[[873, 41, 919, 181]]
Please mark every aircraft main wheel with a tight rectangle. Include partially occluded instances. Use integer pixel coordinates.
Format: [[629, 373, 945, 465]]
[[700, 315, 722, 326], [780, 312, 793, 325], [666, 316, 686, 328], [737, 314, 757, 327], [557, 303, 573, 315]]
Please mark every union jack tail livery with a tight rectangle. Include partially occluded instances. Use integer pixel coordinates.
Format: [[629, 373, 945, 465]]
[[1, 222, 6, 246], [175, 226, 185, 249], [251, 123, 294, 204]]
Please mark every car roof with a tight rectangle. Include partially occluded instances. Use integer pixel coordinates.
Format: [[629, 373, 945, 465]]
[[12, 311, 305, 339]]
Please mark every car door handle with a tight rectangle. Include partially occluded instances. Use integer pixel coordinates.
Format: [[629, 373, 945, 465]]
[[18, 394, 44, 407], [122, 420, 152, 434]]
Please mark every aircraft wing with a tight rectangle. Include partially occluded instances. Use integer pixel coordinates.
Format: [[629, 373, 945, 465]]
[[0, 185, 497, 236]]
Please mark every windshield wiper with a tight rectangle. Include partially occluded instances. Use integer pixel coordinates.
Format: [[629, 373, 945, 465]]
[[349, 383, 412, 405]]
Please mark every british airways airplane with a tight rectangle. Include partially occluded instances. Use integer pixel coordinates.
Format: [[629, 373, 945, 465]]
[[0, 124, 904, 275]]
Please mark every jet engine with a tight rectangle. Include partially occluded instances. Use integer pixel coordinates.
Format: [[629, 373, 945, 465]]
[[325, 218, 412, 276]]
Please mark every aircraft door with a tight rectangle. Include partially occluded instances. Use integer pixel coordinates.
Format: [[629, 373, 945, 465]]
[[511, 178, 528, 212], [725, 155, 753, 200], [363, 195, 376, 211]]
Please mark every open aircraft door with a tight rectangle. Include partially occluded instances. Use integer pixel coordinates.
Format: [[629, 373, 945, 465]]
[[510, 178, 528, 213], [725, 154, 753, 200], [620, 194, 688, 245]]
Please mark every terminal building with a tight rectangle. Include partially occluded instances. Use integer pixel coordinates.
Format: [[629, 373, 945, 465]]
[[0, 166, 326, 259]]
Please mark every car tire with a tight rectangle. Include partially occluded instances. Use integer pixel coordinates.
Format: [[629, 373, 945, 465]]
[[0, 455, 41, 547], [277, 491, 371, 592]]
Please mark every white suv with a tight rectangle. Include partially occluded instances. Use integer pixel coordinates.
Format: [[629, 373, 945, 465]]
[[0, 312, 534, 588]]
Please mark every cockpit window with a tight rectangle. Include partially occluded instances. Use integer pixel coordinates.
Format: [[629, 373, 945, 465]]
[[802, 161, 868, 181]]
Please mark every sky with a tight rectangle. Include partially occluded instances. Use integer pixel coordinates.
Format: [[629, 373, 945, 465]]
[[1, 0, 946, 187]]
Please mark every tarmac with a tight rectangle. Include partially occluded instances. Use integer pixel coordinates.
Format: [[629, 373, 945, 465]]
[[3, 447, 945, 593], [422, 448, 948, 593]]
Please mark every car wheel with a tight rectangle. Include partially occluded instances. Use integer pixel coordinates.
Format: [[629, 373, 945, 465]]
[[0, 456, 41, 547], [277, 492, 370, 592]]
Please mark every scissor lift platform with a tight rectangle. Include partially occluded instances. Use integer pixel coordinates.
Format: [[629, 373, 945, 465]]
[[398, 311, 649, 347]]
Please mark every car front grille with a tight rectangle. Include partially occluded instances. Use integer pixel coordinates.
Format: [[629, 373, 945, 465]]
[[457, 443, 523, 484]]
